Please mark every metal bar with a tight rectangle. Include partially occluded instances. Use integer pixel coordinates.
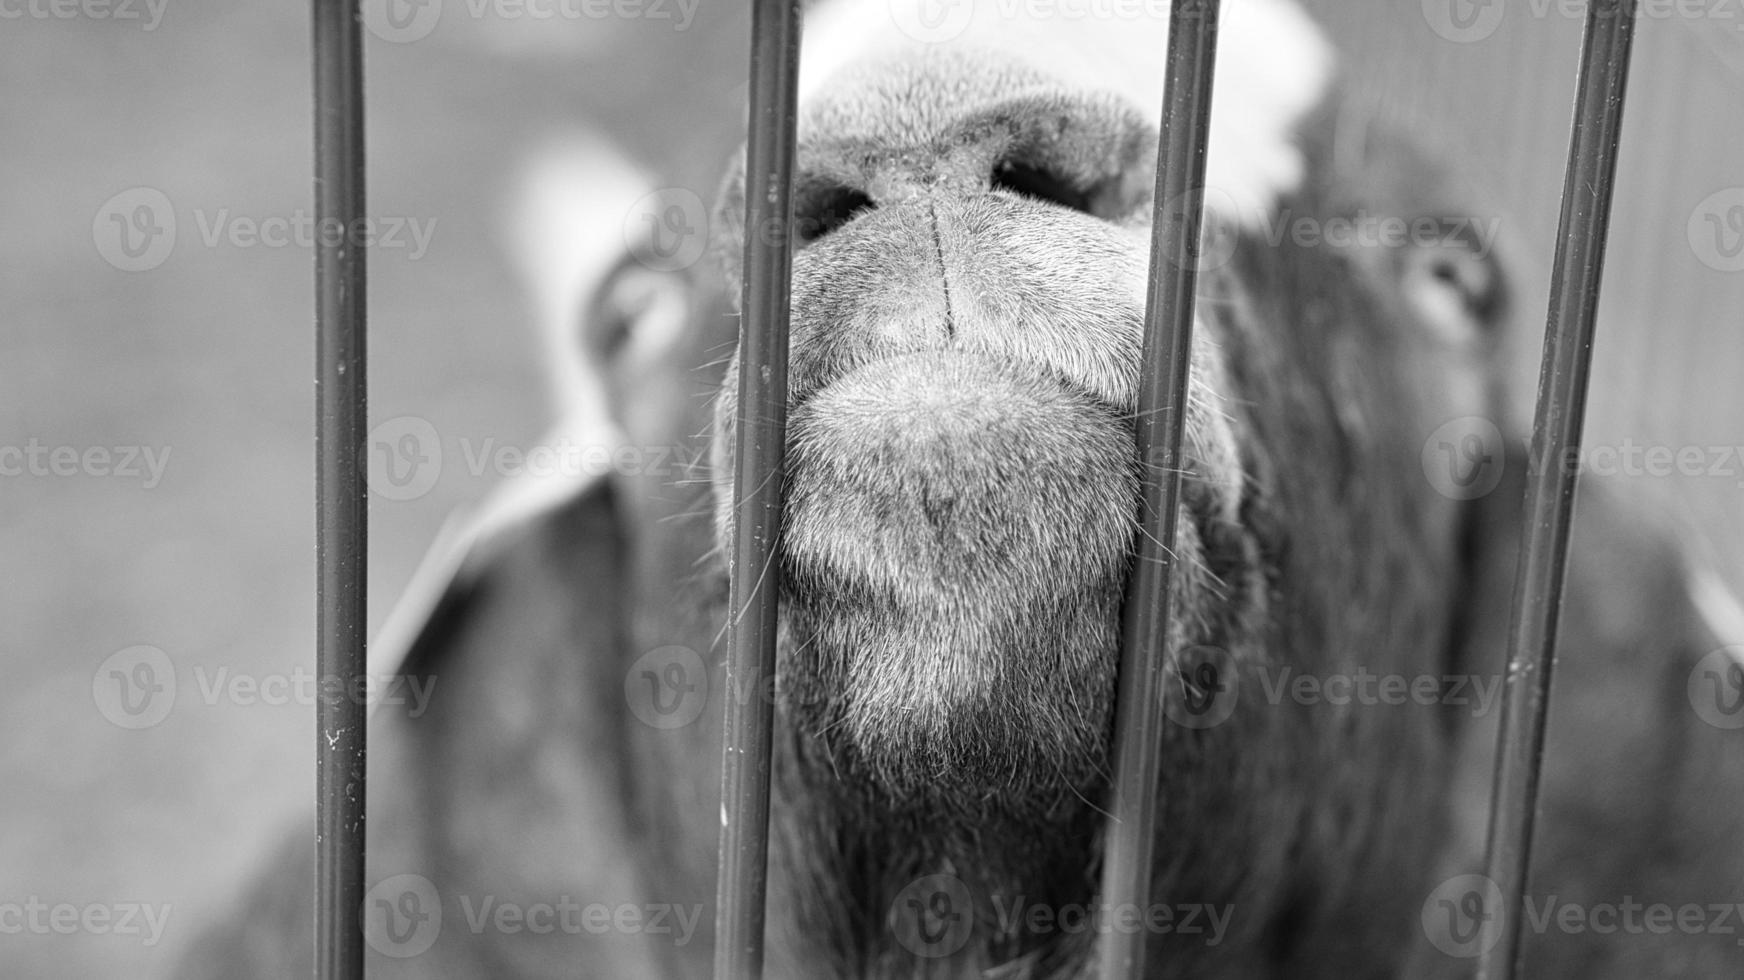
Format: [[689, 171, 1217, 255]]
[[714, 1, 803, 978], [1476, 2, 1638, 978], [312, 1, 368, 978], [1097, 3, 1221, 978]]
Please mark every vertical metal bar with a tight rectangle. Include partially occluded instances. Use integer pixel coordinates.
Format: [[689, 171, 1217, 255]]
[[312, 1, 368, 978], [714, 1, 802, 978], [1476, 2, 1637, 978], [1098, 3, 1221, 978]]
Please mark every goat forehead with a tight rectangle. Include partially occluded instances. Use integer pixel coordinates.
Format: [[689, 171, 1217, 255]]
[[798, 0, 1334, 224]]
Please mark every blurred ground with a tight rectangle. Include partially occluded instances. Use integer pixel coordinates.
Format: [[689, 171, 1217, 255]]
[[0, 2, 1739, 977]]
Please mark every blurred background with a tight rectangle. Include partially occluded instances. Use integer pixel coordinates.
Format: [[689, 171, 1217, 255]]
[[0, 1, 1738, 976]]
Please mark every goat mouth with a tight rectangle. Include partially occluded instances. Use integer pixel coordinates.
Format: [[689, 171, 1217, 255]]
[[779, 351, 1138, 603], [767, 350, 1236, 805]]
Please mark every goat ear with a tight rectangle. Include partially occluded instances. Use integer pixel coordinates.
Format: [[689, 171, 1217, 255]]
[[1428, 455, 1744, 974], [370, 136, 727, 687], [172, 138, 695, 978]]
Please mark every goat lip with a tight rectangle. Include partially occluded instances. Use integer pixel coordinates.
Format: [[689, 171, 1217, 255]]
[[778, 351, 1138, 600]]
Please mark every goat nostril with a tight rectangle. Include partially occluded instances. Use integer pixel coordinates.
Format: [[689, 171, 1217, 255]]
[[991, 161, 1097, 214], [794, 185, 876, 245]]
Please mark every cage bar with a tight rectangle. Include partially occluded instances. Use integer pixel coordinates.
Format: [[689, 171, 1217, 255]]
[[713, 1, 804, 978], [1097, 3, 1222, 979], [1476, 2, 1638, 978], [311, 1, 369, 978]]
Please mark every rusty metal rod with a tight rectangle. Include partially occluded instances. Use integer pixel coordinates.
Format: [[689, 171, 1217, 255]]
[[312, 1, 368, 977], [714, 1, 803, 978], [1098, 2, 1222, 978], [1477, 2, 1638, 977]]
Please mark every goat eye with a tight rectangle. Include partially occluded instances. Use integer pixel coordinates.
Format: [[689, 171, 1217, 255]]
[[1413, 241, 1501, 317], [1401, 238, 1506, 345]]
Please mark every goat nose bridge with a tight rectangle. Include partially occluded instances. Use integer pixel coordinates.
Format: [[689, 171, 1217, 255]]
[[864, 144, 999, 206], [841, 198, 956, 350]]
